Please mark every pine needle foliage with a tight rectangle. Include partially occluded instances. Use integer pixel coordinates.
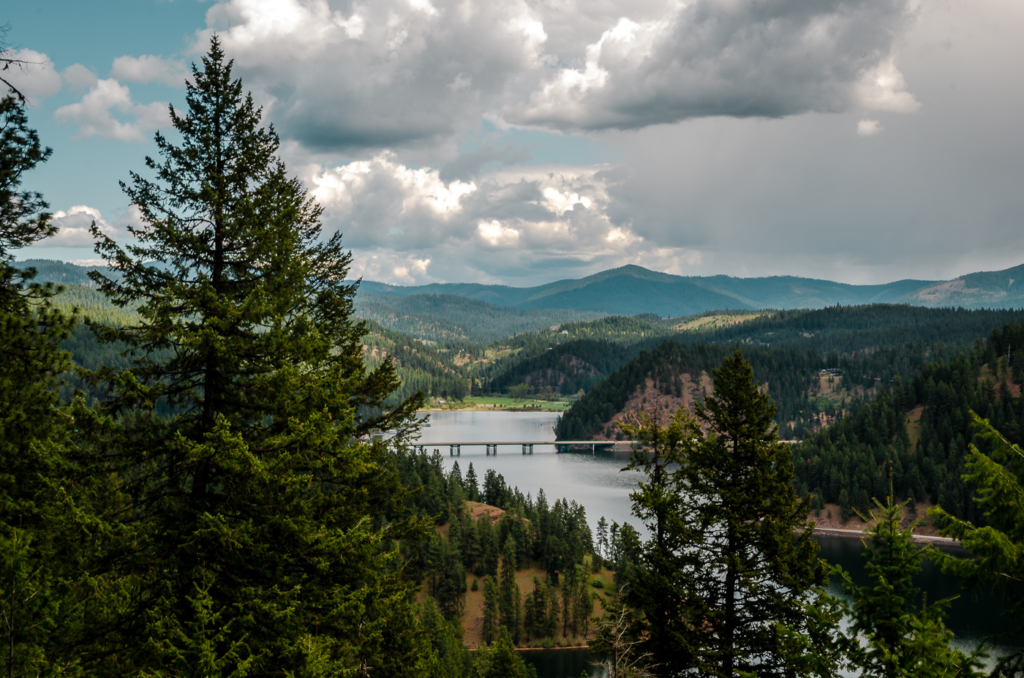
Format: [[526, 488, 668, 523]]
[[0, 95, 55, 308], [837, 494, 984, 678], [0, 94, 78, 678], [622, 350, 844, 678], [71, 38, 428, 677], [932, 413, 1024, 677]]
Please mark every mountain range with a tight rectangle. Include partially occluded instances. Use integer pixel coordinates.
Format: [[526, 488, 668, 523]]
[[362, 262, 1024, 317], [16, 260, 1024, 336]]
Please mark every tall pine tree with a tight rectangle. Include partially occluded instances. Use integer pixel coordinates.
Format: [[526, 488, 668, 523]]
[[0, 93, 78, 678], [73, 38, 427, 677], [622, 351, 843, 677]]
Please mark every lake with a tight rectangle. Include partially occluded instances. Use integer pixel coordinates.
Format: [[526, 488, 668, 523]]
[[415, 411, 1014, 676]]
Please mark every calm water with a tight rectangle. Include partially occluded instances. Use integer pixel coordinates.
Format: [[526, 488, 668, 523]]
[[416, 410, 640, 531], [416, 411, 1013, 677]]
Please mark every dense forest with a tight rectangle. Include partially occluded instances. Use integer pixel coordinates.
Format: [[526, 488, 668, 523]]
[[395, 450, 603, 646], [356, 290, 605, 343], [555, 307, 1024, 441], [794, 320, 1024, 523], [361, 320, 472, 402]]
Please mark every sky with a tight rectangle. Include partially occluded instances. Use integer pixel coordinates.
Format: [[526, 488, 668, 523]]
[[4, 0, 1024, 287]]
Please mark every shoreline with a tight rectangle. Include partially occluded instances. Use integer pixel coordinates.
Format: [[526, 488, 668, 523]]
[[810, 526, 957, 545], [418, 407, 569, 413]]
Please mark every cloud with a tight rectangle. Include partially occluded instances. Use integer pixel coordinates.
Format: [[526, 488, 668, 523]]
[[62, 64, 99, 92], [306, 152, 711, 284], [191, 0, 920, 149], [110, 55, 190, 87], [507, 0, 920, 131], [45, 205, 119, 247], [1, 49, 62, 103], [348, 251, 433, 285], [199, 0, 547, 151], [439, 142, 532, 182], [857, 118, 883, 136], [53, 79, 172, 142], [477, 220, 520, 248]]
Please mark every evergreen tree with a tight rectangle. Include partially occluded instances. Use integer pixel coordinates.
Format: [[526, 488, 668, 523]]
[[72, 39, 427, 677], [436, 540, 466, 621], [596, 516, 608, 562], [0, 94, 77, 678], [620, 405, 703, 673], [522, 589, 535, 643], [483, 577, 500, 645], [0, 95, 55, 305], [545, 581, 560, 640], [689, 351, 841, 677], [418, 599, 468, 678], [932, 413, 1024, 676], [474, 628, 534, 678], [838, 495, 981, 678], [465, 462, 479, 502], [499, 537, 519, 638], [623, 351, 842, 677]]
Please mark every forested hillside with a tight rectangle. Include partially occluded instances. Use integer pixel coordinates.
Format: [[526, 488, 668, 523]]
[[554, 341, 822, 440], [794, 320, 1024, 524], [362, 320, 472, 402], [555, 306, 1024, 441], [670, 305, 1024, 355], [19, 275, 473, 405], [13, 258, 114, 286], [355, 290, 604, 343]]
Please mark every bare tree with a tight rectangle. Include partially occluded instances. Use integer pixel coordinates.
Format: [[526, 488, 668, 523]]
[[589, 586, 656, 678], [1, 25, 43, 103]]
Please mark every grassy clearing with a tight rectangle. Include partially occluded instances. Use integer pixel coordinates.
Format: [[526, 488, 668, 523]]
[[906, 405, 925, 453], [675, 311, 769, 332], [461, 564, 616, 649], [450, 396, 574, 411]]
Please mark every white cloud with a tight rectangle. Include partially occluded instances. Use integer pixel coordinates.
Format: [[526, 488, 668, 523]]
[[476, 220, 520, 248], [854, 58, 920, 113], [1, 49, 62, 103], [110, 55, 190, 87], [349, 251, 433, 285], [197, 0, 547, 150], [44, 205, 118, 247], [62, 64, 99, 92], [312, 154, 477, 230], [306, 152, 719, 283], [53, 79, 172, 142], [857, 118, 883, 136]]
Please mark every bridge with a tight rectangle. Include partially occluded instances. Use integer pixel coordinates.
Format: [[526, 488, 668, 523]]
[[410, 440, 628, 456]]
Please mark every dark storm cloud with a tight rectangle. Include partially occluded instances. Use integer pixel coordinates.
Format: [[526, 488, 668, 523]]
[[508, 0, 919, 131], [202, 0, 918, 149]]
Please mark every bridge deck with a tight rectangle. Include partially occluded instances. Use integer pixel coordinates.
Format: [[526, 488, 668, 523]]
[[411, 440, 624, 446]]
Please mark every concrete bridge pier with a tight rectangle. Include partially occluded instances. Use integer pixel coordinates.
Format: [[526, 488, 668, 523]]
[[449, 444, 461, 456], [522, 444, 533, 455], [486, 444, 497, 455]]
